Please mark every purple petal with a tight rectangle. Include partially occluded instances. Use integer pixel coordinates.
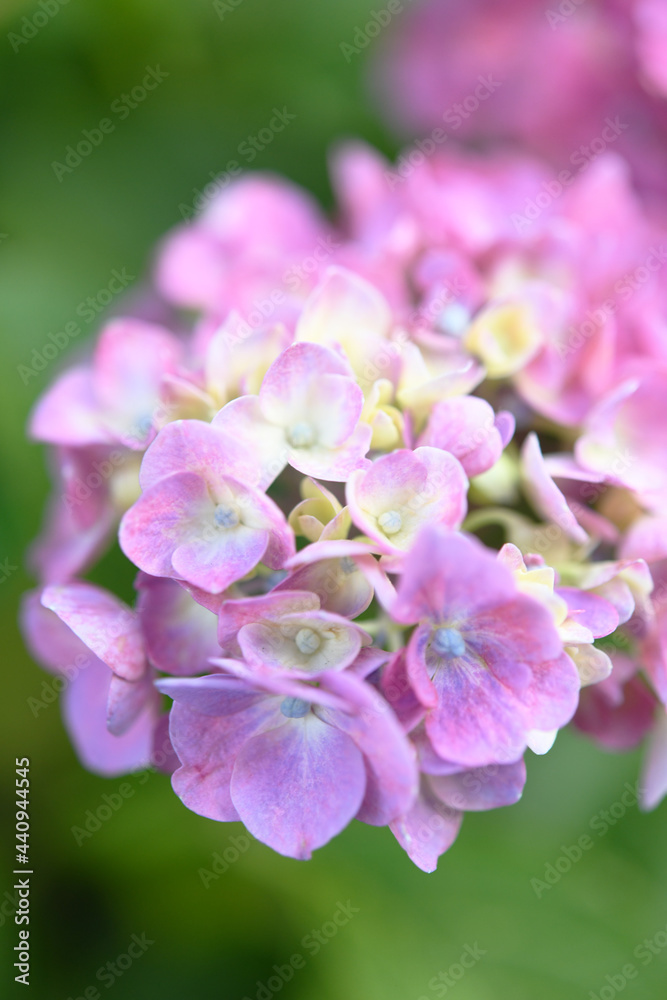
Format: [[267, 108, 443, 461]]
[[157, 674, 266, 716], [63, 657, 157, 776], [466, 593, 564, 671], [107, 674, 156, 736], [389, 778, 462, 873], [169, 694, 278, 822], [316, 669, 419, 826], [207, 658, 352, 712], [230, 715, 366, 859], [494, 411, 516, 448], [381, 648, 426, 731], [429, 758, 526, 811], [136, 575, 220, 676], [392, 527, 517, 625], [423, 642, 531, 768]]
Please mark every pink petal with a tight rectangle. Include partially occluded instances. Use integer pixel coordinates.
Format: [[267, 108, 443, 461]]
[[21, 590, 95, 676], [295, 266, 391, 348], [155, 226, 230, 310], [92, 319, 183, 448], [121, 473, 292, 592], [171, 523, 269, 594], [139, 419, 264, 491], [381, 649, 426, 732], [28, 490, 115, 584], [640, 710, 667, 811], [517, 652, 581, 732], [217, 590, 320, 653], [418, 396, 506, 477], [347, 447, 468, 552], [274, 557, 374, 618], [40, 582, 145, 681], [287, 425, 372, 482], [238, 610, 368, 674], [557, 587, 619, 638], [120, 473, 219, 580], [29, 368, 110, 447], [575, 669, 657, 752], [621, 515, 667, 564], [521, 432, 588, 545], [212, 396, 288, 490], [259, 341, 353, 426]]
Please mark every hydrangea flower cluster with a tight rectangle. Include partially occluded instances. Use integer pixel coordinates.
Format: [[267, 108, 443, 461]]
[[22, 135, 667, 870]]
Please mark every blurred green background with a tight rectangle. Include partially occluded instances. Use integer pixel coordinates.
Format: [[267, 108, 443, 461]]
[[1, 1, 666, 997]]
